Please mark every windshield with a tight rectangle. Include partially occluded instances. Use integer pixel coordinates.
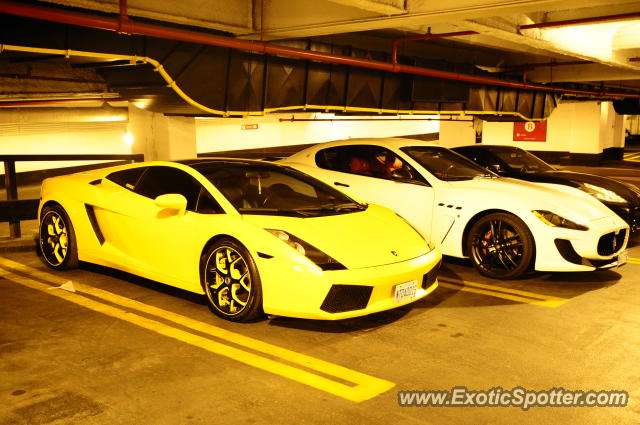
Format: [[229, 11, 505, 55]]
[[197, 163, 366, 217], [487, 147, 555, 173], [400, 146, 493, 181]]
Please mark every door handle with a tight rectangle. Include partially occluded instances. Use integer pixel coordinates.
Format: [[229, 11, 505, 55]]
[[334, 182, 350, 187]]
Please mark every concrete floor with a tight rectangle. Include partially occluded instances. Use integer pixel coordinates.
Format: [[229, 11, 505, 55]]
[[1, 167, 640, 425]]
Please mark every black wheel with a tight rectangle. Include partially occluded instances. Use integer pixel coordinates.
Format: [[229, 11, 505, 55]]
[[201, 238, 263, 322], [466, 213, 534, 279], [39, 205, 79, 270]]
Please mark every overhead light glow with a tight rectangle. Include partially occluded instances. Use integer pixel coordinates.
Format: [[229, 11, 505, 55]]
[[123, 131, 134, 146], [539, 20, 640, 59]]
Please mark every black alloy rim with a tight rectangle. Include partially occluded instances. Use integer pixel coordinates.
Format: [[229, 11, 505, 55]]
[[471, 219, 524, 276], [204, 246, 251, 315]]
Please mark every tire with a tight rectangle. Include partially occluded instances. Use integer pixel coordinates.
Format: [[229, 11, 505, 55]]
[[201, 238, 263, 322], [39, 204, 79, 270], [466, 212, 534, 279]]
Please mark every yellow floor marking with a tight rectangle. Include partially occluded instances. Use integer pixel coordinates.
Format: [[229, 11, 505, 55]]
[[627, 257, 640, 265], [0, 259, 393, 402], [438, 277, 569, 307]]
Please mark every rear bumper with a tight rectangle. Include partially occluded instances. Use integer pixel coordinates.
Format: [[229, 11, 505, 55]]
[[259, 249, 442, 320]]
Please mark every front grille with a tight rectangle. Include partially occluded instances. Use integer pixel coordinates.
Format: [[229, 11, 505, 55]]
[[320, 285, 373, 313], [597, 229, 626, 256], [422, 259, 442, 289]]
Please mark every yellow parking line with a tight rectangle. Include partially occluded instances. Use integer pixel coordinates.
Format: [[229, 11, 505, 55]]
[[0, 258, 394, 402], [438, 277, 569, 307], [627, 257, 640, 265]]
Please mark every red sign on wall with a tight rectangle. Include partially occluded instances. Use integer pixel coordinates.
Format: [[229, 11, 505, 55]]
[[513, 121, 547, 142]]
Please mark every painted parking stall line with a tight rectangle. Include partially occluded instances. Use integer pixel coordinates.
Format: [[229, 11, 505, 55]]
[[623, 152, 640, 162], [627, 257, 640, 265], [438, 276, 569, 307], [0, 257, 394, 403]]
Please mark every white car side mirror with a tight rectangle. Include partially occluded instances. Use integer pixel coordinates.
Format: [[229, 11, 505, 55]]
[[155, 193, 187, 216]]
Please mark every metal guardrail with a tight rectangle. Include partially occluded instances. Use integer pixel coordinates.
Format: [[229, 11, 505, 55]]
[[2, 154, 144, 238]]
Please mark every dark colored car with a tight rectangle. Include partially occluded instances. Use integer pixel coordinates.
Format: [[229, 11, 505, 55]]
[[453, 145, 640, 232]]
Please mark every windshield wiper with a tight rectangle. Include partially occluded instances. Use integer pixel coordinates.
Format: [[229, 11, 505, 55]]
[[443, 176, 475, 181], [294, 202, 368, 215], [237, 208, 312, 217]]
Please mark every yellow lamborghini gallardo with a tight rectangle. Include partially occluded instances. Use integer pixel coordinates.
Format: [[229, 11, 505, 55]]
[[38, 159, 442, 321]]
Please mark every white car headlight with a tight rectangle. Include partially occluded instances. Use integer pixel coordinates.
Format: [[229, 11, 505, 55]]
[[580, 183, 628, 205], [532, 210, 589, 231]]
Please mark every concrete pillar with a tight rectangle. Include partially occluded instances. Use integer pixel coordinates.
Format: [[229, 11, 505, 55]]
[[438, 119, 477, 148], [128, 104, 197, 161]]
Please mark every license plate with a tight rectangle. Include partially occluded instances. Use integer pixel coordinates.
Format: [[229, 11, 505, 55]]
[[618, 250, 628, 267], [394, 280, 418, 304]]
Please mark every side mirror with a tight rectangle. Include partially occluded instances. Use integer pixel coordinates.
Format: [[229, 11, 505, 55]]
[[390, 168, 414, 181], [155, 193, 187, 216]]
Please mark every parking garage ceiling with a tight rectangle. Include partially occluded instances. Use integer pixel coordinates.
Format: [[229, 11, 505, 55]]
[[0, 0, 639, 117]]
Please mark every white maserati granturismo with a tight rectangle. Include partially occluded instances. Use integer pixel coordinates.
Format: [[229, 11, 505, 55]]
[[283, 138, 629, 279]]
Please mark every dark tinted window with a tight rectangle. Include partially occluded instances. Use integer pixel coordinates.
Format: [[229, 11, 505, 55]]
[[106, 167, 147, 190], [195, 187, 224, 214], [401, 146, 493, 181], [315, 145, 427, 184], [456, 148, 496, 168], [135, 166, 203, 211], [196, 163, 365, 216], [486, 147, 555, 173]]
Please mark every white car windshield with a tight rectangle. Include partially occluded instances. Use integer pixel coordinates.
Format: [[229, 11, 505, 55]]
[[401, 146, 493, 181], [195, 162, 367, 217]]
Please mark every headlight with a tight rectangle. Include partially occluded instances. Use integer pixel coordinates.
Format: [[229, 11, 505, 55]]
[[265, 229, 346, 270], [532, 210, 589, 231], [580, 183, 628, 205], [395, 213, 435, 251]]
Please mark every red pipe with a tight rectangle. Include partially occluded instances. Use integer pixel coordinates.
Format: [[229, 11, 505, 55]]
[[629, 57, 640, 62], [520, 12, 640, 30], [0, 0, 638, 100], [392, 30, 478, 64]]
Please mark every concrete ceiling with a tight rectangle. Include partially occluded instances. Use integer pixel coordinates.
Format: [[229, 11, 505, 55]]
[[1, 0, 639, 107]]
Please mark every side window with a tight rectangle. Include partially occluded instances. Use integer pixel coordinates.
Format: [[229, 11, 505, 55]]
[[135, 166, 203, 212], [316, 145, 427, 184], [195, 188, 224, 214], [106, 167, 147, 190], [470, 150, 494, 168]]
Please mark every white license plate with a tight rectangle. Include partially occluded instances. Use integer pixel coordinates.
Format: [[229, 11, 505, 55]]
[[618, 250, 628, 267], [394, 280, 418, 304]]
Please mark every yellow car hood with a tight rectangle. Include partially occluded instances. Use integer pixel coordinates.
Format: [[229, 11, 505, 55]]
[[241, 204, 430, 269]]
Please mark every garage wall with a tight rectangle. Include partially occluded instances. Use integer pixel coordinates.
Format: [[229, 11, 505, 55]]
[[481, 101, 623, 155], [196, 113, 440, 153], [0, 108, 130, 175]]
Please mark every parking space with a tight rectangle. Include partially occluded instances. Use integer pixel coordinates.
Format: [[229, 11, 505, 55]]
[[2, 228, 639, 424]]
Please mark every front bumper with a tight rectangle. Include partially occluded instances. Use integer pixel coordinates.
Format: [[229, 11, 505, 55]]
[[531, 215, 629, 272], [258, 249, 442, 320]]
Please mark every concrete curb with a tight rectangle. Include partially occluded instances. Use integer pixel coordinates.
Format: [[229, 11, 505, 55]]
[[0, 236, 38, 254]]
